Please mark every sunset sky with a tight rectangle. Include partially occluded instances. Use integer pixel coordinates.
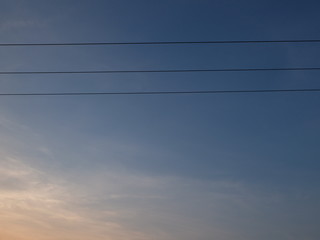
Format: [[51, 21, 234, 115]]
[[1, 0, 320, 239]]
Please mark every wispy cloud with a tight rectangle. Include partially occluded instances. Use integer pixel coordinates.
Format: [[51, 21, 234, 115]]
[[0, 147, 258, 240], [0, 112, 318, 240], [0, 155, 152, 240]]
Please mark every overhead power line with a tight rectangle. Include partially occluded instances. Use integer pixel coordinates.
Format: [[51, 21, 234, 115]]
[[1, 67, 320, 75], [0, 88, 319, 96], [1, 39, 320, 47]]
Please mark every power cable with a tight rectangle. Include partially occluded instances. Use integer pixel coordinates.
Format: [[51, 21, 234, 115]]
[[1, 39, 320, 47], [1, 67, 320, 75], [0, 88, 319, 96]]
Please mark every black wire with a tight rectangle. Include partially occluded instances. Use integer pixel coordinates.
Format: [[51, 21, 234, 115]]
[[1, 39, 320, 47], [0, 88, 319, 96], [1, 67, 320, 75]]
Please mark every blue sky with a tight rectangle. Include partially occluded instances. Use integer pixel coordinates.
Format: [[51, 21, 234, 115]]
[[0, 0, 320, 239]]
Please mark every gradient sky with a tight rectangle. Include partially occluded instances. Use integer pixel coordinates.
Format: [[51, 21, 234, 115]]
[[1, 0, 320, 239]]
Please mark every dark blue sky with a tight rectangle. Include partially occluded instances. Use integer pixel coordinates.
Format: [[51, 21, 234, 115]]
[[0, 1, 320, 239]]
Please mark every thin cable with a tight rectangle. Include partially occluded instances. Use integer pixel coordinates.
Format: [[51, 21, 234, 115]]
[[1, 67, 320, 75], [1, 39, 320, 47], [0, 88, 319, 96]]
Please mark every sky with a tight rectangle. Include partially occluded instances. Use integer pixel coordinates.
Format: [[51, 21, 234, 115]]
[[0, 0, 320, 239]]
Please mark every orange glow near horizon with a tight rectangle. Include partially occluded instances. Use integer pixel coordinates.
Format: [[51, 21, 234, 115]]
[[0, 157, 149, 240]]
